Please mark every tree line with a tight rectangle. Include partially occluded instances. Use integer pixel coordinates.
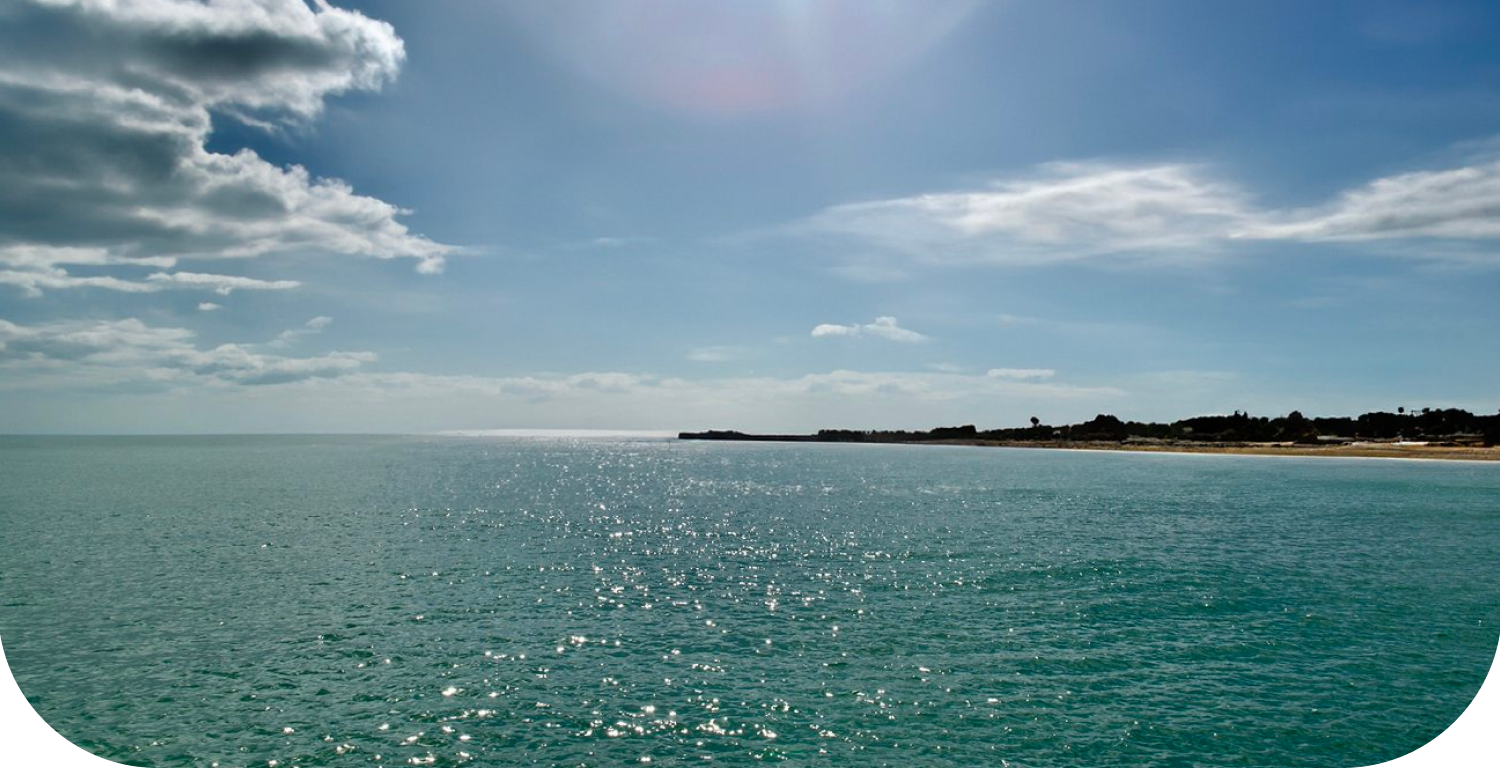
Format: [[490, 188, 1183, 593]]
[[809, 407, 1500, 445]]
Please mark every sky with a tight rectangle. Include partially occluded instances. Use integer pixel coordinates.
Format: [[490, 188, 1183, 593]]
[[1, 0, 1499, 434]]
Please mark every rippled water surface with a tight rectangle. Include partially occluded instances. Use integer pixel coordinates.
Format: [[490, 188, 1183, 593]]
[[1, 436, 1497, 767]]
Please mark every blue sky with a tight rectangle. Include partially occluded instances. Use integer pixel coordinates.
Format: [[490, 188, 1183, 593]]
[[1, 0, 1499, 433]]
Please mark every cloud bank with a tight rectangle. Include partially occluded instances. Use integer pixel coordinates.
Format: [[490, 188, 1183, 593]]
[[0, 315, 1128, 431], [0, 0, 453, 297]]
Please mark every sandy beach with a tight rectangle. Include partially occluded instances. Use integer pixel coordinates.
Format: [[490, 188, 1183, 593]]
[[935, 439, 1500, 461]]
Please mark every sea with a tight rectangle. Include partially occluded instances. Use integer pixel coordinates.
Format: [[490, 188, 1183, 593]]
[[1, 435, 1496, 767]]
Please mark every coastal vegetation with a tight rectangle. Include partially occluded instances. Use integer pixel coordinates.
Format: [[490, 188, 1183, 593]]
[[681, 407, 1500, 450]]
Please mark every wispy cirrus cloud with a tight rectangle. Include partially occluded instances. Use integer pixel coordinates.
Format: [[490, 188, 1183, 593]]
[[0, 0, 454, 299], [811, 316, 928, 343], [796, 162, 1254, 267], [266, 316, 333, 349], [987, 368, 1055, 380], [686, 345, 746, 363], [1234, 159, 1500, 243], [788, 154, 1500, 271]]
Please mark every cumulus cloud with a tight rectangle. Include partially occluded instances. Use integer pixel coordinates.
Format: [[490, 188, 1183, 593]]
[[809, 324, 858, 338], [0, 0, 452, 296], [793, 156, 1500, 270], [2, 0, 407, 118], [0, 316, 375, 387], [811, 316, 928, 343]]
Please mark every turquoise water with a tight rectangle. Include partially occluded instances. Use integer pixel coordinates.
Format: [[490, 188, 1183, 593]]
[[0, 436, 1496, 767]]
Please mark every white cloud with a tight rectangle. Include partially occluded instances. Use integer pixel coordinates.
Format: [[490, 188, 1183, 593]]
[[197, 302, 221, 312], [925, 362, 966, 373], [146, 271, 301, 294], [0, 261, 301, 297], [687, 346, 745, 363], [1236, 159, 1500, 243], [189, 345, 375, 386], [986, 368, 1055, 380], [811, 316, 928, 343], [0, 317, 375, 387], [7, 0, 408, 119], [810, 323, 859, 338], [0, 269, 162, 296], [0, 0, 453, 296], [0, 317, 193, 358], [267, 316, 334, 348], [791, 155, 1500, 271], [0, 245, 176, 270], [799, 163, 1253, 266]]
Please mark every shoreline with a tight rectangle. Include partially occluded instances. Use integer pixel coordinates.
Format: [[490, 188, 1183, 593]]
[[928, 439, 1500, 462], [679, 433, 1500, 461]]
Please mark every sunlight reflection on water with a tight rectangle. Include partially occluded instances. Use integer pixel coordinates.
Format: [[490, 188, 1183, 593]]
[[0, 436, 1495, 767]]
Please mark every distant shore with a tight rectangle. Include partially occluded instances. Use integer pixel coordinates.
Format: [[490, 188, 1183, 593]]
[[679, 431, 1500, 461], [930, 439, 1500, 461]]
